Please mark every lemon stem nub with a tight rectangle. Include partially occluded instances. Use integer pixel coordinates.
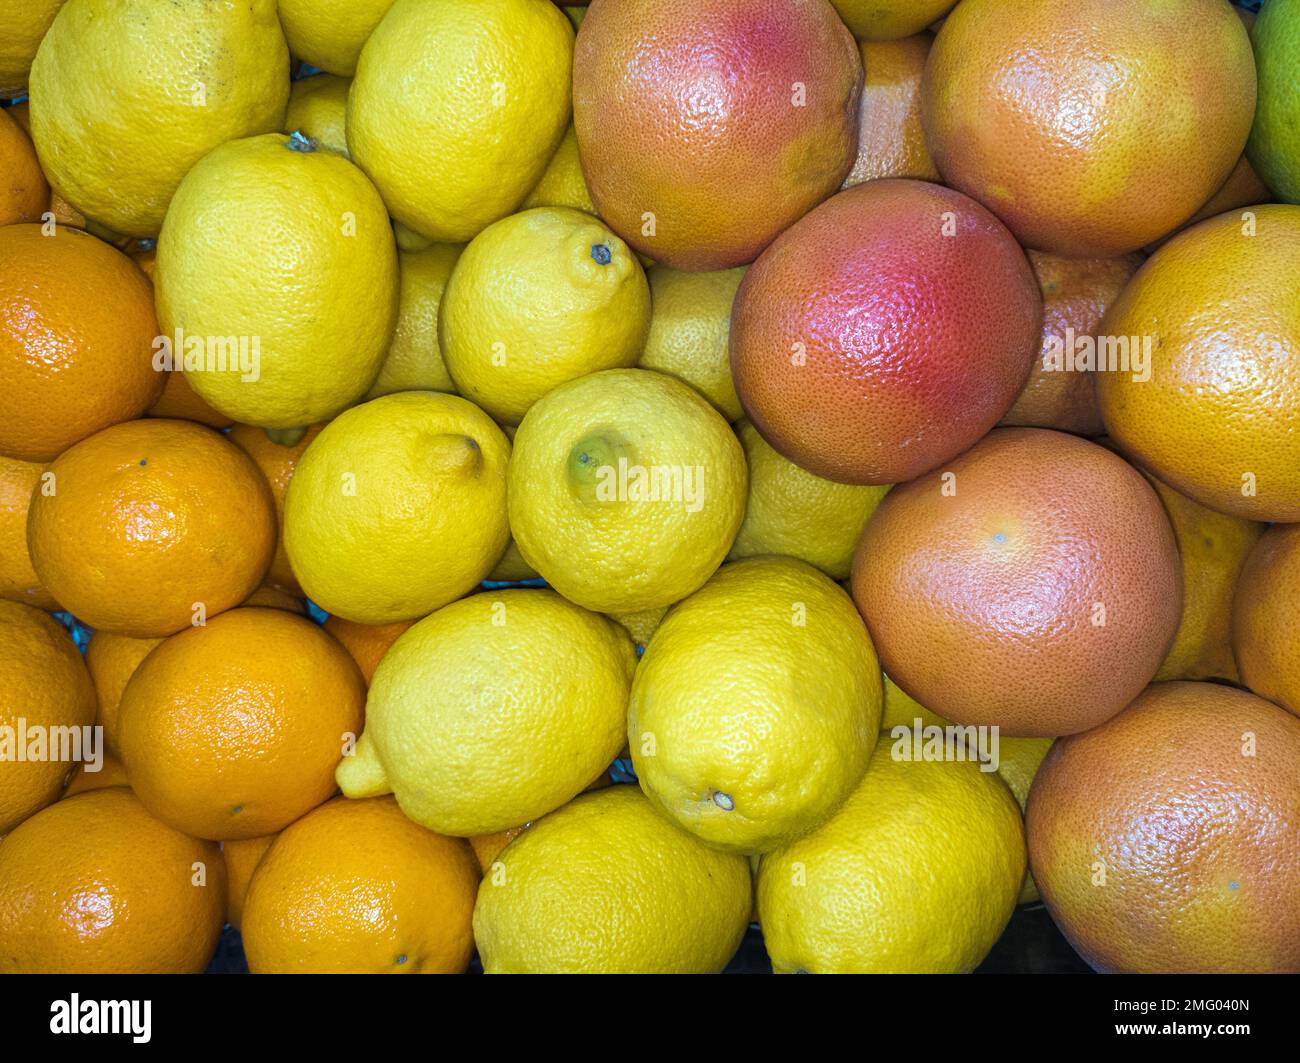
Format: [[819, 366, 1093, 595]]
[[286, 131, 317, 153], [591, 243, 612, 265], [711, 791, 735, 812]]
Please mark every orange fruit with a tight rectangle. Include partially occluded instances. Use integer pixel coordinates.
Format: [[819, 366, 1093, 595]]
[[1148, 154, 1272, 250], [1097, 205, 1300, 523], [0, 788, 226, 973], [241, 796, 479, 973], [470, 825, 528, 873], [852, 429, 1182, 736], [0, 224, 164, 462], [228, 422, 325, 594], [922, 0, 1256, 256], [998, 251, 1142, 437], [842, 34, 939, 188], [222, 832, 277, 930], [0, 600, 96, 833], [241, 583, 307, 613], [573, 0, 862, 270], [27, 419, 278, 637], [84, 631, 161, 752], [1233, 524, 1300, 718], [1028, 682, 1300, 973], [117, 607, 365, 840], [0, 107, 47, 224], [730, 179, 1040, 485], [147, 370, 234, 428], [0, 453, 56, 608], [62, 754, 130, 797], [829, 0, 955, 41], [323, 615, 416, 685]]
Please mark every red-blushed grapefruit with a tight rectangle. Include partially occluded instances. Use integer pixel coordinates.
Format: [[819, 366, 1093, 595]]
[[1027, 681, 1300, 973], [572, 0, 861, 271], [1233, 524, 1300, 719], [850, 428, 1182, 736], [999, 251, 1142, 437], [730, 178, 1040, 485], [921, 0, 1256, 257]]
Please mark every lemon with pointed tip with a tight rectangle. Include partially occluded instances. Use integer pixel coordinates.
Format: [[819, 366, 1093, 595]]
[[440, 207, 650, 424], [283, 392, 510, 624]]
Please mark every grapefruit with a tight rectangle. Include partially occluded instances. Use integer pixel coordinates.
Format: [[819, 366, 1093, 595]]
[[730, 179, 1040, 485], [851, 428, 1182, 736], [1027, 682, 1300, 973], [922, 0, 1256, 256], [1233, 524, 1300, 718], [843, 34, 939, 189], [572, 0, 861, 271]]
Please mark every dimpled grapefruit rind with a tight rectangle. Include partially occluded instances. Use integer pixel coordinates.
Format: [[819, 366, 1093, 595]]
[[851, 429, 1182, 737], [730, 179, 1041, 485], [1233, 524, 1300, 718], [1027, 682, 1300, 974], [922, 0, 1257, 257], [1096, 205, 1300, 523], [573, 0, 862, 271]]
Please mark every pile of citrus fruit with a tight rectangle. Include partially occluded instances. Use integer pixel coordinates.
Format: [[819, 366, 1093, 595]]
[[0, 0, 1297, 976]]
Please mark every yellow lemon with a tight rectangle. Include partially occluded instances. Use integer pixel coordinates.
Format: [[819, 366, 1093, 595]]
[[284, 74, 351, 156], [29, 0, 288, 236], [638, 265, 746, 421], [277, 0, 395, 76], [757, 745, 1025, 972], [0, 0, 64, 97], [440, 207, 649, 424], [521, 125, 597, 215], [880, 673, 950, 732], [608, 605, 668, 648], [347, 0, 573, 242], [486, 539, 539, 583], [629, 557, 882, 853], [508, 368, 747, 613], [473, 786, 752, 973], [284, 392, 510, 624], [336, 589, 636, 835], [367, 243, 463, 398], [992, 735, 1055, 905], [156, 133, 398, 428], [729, 419, 890, 580]]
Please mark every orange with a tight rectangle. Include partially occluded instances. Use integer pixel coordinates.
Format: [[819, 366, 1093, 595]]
[[84, 631, 161, 752], [222, 833, 278, 930], [117, 607, 365, 840], [852, 429, 1182, 736], [1233, 524, 1300, 718], [730, 179, 1040, 485], [27, 419, 277, 637], [0, 453, 57, 608], [1028, 682, 1300, 973], [5, 102, 88, 230], [323, 615, 416, 685], [1148, 155, 1272, 250], [0, 600, 96, 833], [829, 0, 955, 41], [147, 370, 234, 428], [573, 0, 861, 270], [470, 826, 527, 873], [842, 35, 939, 188], [228, 422, 325, 594], [0, 788, 226, 973], [242, 583, 307, 613], [242, 796, 479, 973], [1097, 205, 1300, 522], [999, 251, 1142, 437], [922, 0, 1256, 256], [0, 224, 164, 461], [62, 754, 130, 797], [0, 107, 47, 224]]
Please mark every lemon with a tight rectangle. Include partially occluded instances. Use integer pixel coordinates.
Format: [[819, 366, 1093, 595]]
[[486, 539, 539, 583], [284, 74, 351, 157], [155, 133, 397, 428], [367, 243, 463, 398], [992, 736, 1054, 905], [336, 589, 636, 835], [393, 222, 432, 252], [473, 786, 751, 973], [757, 745, 1025, 972], [440, 207, 650, 424], [608, 605, 668, 648], [277, 0, 395, 76], [29, 0, 288, 237], [1247, 0, 1300, 203], [283, 392, 510, 623], [729, 419, 890, 580], [629, 557, 882, 853], [347, 0, 573, 242], [508, 368, 748, 613], [521, 125, 597, 215], [880, 673, 949, 731], [0, 0, 63, 97], [638, 266, 746, 421]]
